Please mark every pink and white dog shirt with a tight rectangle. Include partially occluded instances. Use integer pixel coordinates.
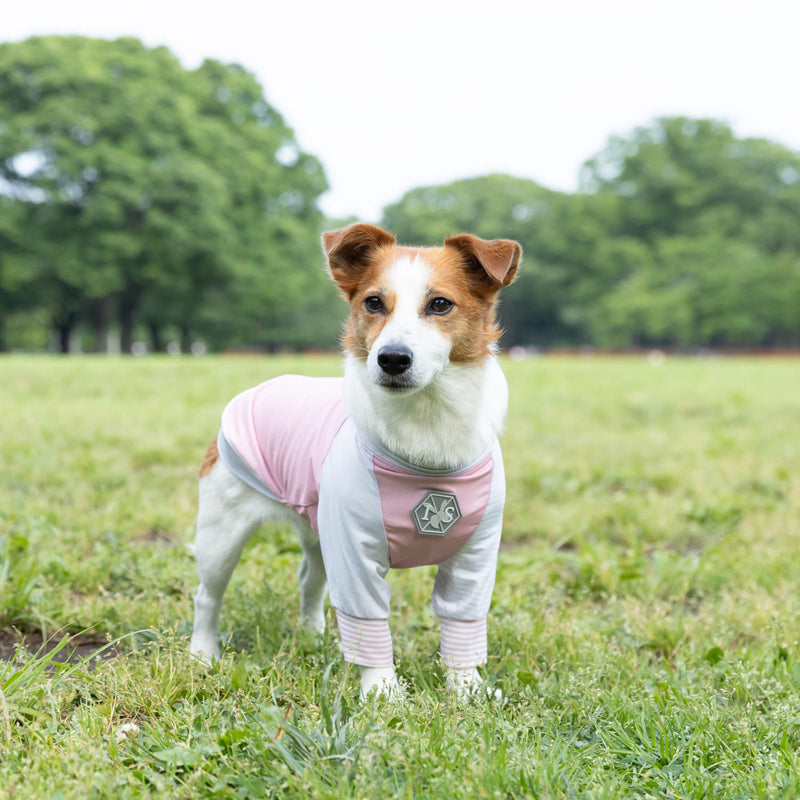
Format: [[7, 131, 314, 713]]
[[216, 374, 506, 669]]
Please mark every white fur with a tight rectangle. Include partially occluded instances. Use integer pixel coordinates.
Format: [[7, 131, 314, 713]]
[[348, 253, 508, 471], [190, 462, 327, 663], [359, 666, 404, 700], [365, 256, 452, 392], [344, 353, 507, 471], [190, 247, 509, 699]]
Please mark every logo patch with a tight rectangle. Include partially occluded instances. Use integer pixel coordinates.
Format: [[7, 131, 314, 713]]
[[412, 491, 462, 536]]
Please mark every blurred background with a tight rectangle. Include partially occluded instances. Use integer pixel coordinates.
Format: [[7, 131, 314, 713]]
[[2, 0, 799, 355]]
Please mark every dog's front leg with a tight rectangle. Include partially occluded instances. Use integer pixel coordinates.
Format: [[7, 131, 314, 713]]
[[332, 611, 403, 700]]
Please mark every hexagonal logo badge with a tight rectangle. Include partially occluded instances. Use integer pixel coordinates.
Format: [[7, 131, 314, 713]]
[[412, 491, 462, 536]]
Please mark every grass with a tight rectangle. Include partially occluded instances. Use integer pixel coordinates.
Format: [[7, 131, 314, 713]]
[[1, 353, 799, 798]]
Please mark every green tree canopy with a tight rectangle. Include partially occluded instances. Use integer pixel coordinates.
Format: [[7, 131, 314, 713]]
[[0, 36, 337, 352], [381, 120, 800, 350], [581, 117, 800, 247], [2, 52, 799, 356], [577, 118, 800, 348]]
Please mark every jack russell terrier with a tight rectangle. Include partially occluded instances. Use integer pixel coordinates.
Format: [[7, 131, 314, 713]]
[[190, 223, 521, 698]]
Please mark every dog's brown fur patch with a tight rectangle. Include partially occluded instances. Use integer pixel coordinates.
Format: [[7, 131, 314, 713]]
[[336, 237, 520, 367], [199, 435, 219, 478]]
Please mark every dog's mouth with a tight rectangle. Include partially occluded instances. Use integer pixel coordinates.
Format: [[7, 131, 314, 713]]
[[376, 375, 417, 392]]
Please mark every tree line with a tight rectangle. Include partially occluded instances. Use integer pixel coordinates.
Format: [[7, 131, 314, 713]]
[[0, 36, 340, 354], [383, 121, 800, 350], [2, 36, 799, 353]]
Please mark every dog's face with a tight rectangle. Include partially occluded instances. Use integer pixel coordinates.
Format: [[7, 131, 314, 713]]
[[323, 224, 521, 393]]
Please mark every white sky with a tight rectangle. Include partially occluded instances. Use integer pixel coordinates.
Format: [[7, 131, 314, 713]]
[[4, 0, 799, 221]]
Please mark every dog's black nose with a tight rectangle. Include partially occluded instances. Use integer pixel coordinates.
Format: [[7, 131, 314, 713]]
[[377, 345, 413, 376]]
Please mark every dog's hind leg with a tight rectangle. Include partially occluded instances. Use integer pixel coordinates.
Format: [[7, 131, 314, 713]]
[[190, 462, 270, 662], [294, 519, 328, 634]]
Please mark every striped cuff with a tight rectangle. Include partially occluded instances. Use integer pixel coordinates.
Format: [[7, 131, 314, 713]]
[[335, 610, 394, 667], [439, 617, 488, 668]]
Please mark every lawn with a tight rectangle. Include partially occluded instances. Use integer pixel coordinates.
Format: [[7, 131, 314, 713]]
[[1, 353, 799, 798]]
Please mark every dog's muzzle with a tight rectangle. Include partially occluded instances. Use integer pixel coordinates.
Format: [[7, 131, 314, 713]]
[[376, 345, 414, 388]]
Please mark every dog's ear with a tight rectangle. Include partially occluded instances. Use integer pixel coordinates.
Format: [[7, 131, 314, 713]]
[[323, 223, 396, 297], [444, 234, 521, 290]]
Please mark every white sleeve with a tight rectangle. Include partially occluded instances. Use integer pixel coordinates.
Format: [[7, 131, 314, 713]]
[[431, 441, 505, 621], [317, 421, 393, 620]]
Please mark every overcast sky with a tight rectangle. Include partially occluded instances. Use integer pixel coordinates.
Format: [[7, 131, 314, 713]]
[[5, 0, 799, 221]]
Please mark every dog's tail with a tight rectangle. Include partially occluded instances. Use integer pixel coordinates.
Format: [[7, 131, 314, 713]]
[[199, 435, 219, 478]]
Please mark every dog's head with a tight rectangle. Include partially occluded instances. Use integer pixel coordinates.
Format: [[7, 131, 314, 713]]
[[323, 223, 521, 393]]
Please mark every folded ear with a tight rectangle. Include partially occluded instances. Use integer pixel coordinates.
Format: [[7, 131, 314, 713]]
[[444, 234, 522, 289], [323, 223, 396, 297]]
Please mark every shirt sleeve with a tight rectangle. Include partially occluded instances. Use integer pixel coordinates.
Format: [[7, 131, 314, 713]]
[[431, 440, 505, 621], [317, 420, 393, 621], [335, 610, 394, 667]]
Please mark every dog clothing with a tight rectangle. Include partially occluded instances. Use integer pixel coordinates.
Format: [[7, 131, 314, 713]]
[[216, 374, 506, 668]]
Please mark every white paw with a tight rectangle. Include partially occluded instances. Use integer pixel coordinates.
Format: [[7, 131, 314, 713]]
[[359, 666, 405, 701], [445, 667, 503, 702], [189, 636, 220, 665], [302, 614, 326, 637]]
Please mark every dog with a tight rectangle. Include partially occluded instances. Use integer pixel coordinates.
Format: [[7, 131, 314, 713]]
[[189, 223, 521, 698]]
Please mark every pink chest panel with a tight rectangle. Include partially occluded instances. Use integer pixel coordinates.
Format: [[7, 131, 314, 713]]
[[373, 451, 495, 568]]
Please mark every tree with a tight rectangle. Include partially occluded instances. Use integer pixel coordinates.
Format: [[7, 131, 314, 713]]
[[0, 200, 33, 350], [581, 117, 800, 248], [0, 36, 332, 352], [578, 118, 800, 348], [381, 123, 800, 350]]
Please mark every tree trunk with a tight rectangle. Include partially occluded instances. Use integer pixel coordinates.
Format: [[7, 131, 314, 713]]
[[119, 301, 136, 355], [53, 310, 79, 354], [57, 324, 69, 353], [118, 284, 143, 355], [88, 296, 117, 353], [148, 322, 163, 353], [180, 326, 192, 354]]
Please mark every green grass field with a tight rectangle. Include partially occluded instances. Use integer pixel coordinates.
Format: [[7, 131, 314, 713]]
[[1, 354, 799, 798]]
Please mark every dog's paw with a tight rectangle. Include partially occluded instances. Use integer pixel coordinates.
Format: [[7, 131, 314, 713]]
[[445, 667, 503, 702], [359, 666, 405, 702], [301, 614, 326, 637], [189, 636, 221, 666]]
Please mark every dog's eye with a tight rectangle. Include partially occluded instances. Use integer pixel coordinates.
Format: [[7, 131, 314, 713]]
[[427, 297, 454, 315], [364, 296, 385, 313]]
